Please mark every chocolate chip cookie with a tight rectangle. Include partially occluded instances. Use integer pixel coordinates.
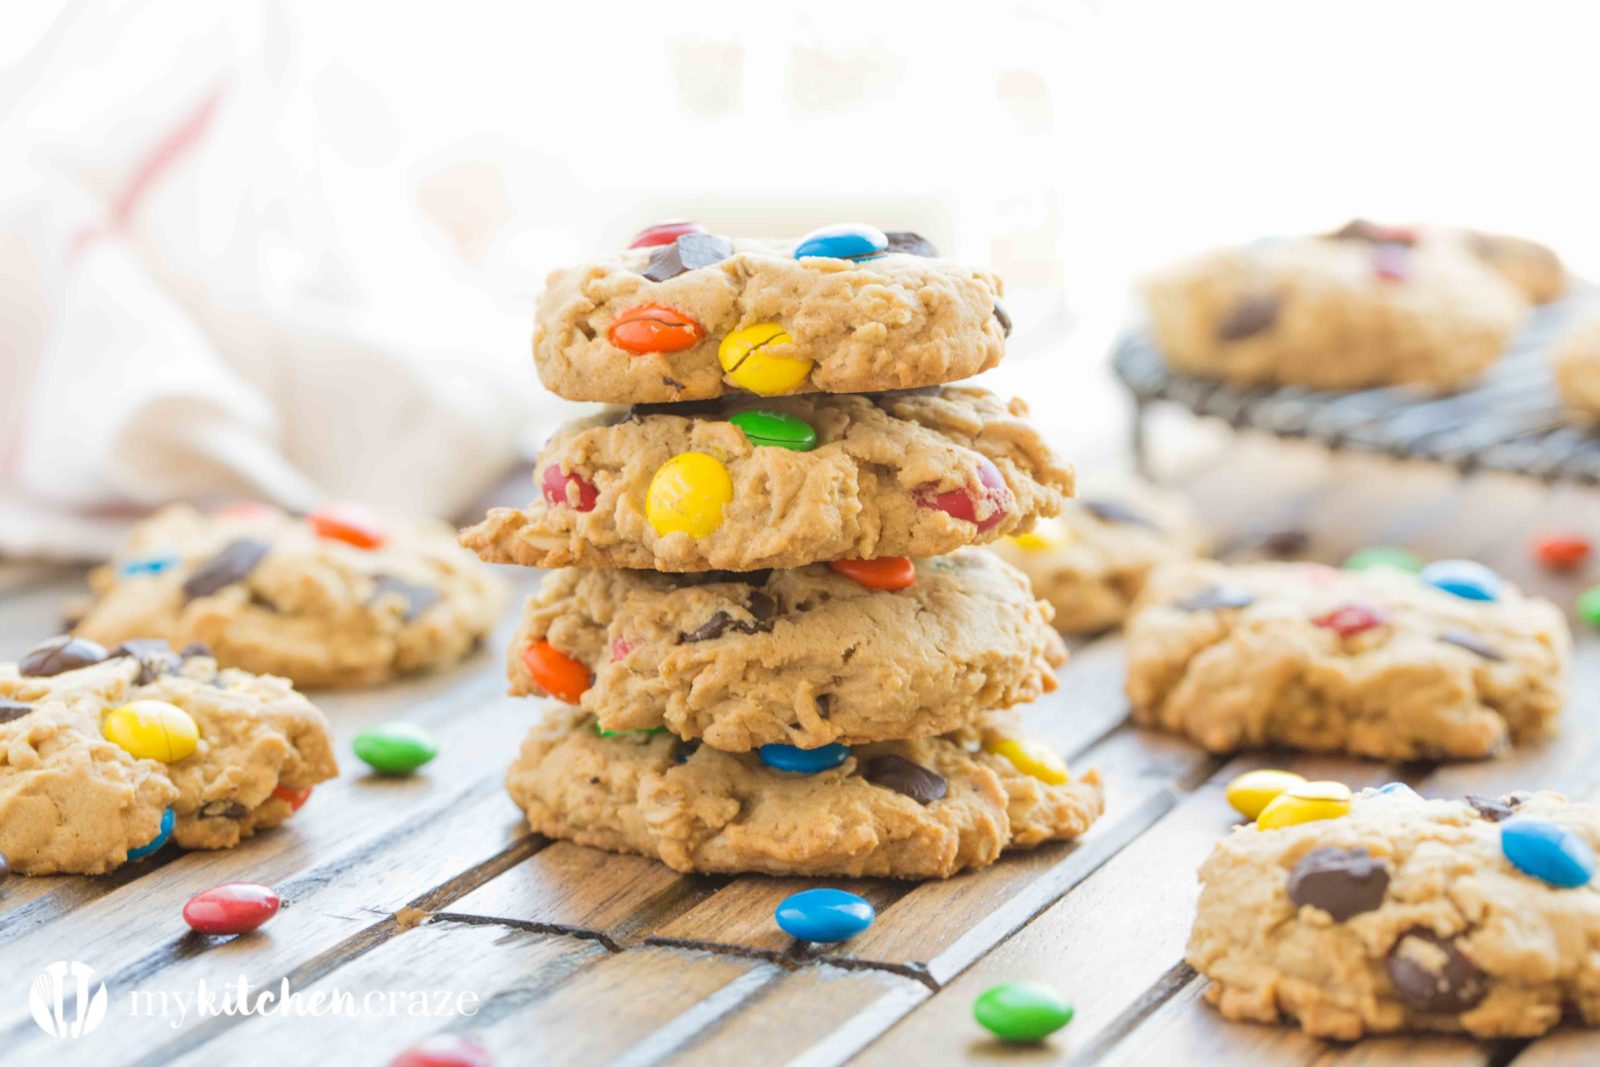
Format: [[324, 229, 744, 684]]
[[1124, 560, 1568, 759], [0, 636, 337, 875], [461, 386, 1073, 573], [534, 228, 1008, 404], [1189, 787, 1600, 1039], [505, 705, 1102, 879], [509, 549, 1065, 751], [988, 479, 1206, 635], [1144, 225, 1527, 390], [74, 504, 507, 688], [1552, 311, 1600, 417]]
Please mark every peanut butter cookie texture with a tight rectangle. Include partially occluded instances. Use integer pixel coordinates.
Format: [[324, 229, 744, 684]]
[[1553, 312, 1600, 418], [1144, 219, 1530, 391], [1189, 786, 1600, 1039], [0, 635, 337, 875], [482, 220, 1100, 879], [74, 503, 506, 688], [1124, 559, 1568, 759]]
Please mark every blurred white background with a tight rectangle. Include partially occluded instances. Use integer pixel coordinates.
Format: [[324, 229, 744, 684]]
[[3, 0, 1598, 556]]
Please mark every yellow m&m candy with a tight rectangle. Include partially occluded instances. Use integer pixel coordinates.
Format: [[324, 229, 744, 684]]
[[1256, 780, 1352, 830], [1008, 529, 1065, 552], [647, 452, 734, 538], [718, 323, 813, 396], [1225, 769, 1306, 820], [984, 737, 1069, 785], [103, 700, 200, 763]]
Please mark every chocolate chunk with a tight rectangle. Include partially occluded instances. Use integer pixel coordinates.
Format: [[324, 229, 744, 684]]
[[863, 754, 948, 804], [1287, 847, 1390, 921], [993, 301, 1013, 338], [1438, 631, 1504, 662], [1216, 294, 1280, 341], [1175, 585, 1254, 612], [18, 636, 108, 678], [1081, 499, 1158, 530], [1465, 794, 1522, 822], [0, 698, 34, 724], [370, 575, 441, 622], [678, 598, 777, 643], [627, 398, 728, 421], [110, 638, 182, 685], [884, 231, 939, 258], [182, 539, 270, 599], [641, 233, 734, 282], [745, 590, 776, 622], [180, 641, 214, 659], [1386, 929, 1489, 1014], [199, 800, 249, 819], [672, 738, 701, 765], [677, 568, 772, 588], [1259, 528, 1310, 558]]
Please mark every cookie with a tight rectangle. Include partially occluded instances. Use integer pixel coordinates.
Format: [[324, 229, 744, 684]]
[[1552, 312, 1600, 417], [533, 229, 1008, 404], [988, 480, 1206, 635], [1143, 229, 1526, 391], [461, 386, 1073, 573], [1454, 227, 1565, 305], [1124, 560, 1568, 759], [73, 504, 507, 688], [505, 706, 1102, 879], [508, 549, 1065, 751], [0, 636, 337, 875], [1189, 787, 1600, 1039]]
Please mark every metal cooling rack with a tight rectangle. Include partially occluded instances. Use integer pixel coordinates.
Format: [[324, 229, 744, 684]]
[[1113, 296, 1600, 484]]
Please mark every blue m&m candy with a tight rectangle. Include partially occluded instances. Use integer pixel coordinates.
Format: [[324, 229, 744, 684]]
[[758, 742, 850, 774], [1375, 782, 1420, 800], [119, 554, 180, 577], [774, 888, 875, 942], [1419, 560, 1502, 602], [128, 807, 174, 861], [1501, 818, 1596, 888], [794, 223, 888, 263]]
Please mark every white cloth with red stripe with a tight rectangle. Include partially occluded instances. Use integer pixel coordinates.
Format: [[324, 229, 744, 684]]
[[0, 6, 548, 560]]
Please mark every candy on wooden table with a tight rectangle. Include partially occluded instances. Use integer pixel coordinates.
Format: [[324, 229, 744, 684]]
[[103, 700, 199, 763], [1500, 818, 1596, 888], [1226, 769, 1306, 820], [1579, 586, 1600, 629], [1257, 780, 1352, 830], [728, 409, 817, 452], [354, 723, 439, 776], [646, 452, 733, 538], [758, 742, 850, 774], [983, 737, 1069, 785], [522, 640, 592, 704], [1531, 531, 1590, 570], [390, 1034, 494, 1067], [827, 557, 916, 591], [973, 982, 1074, 1043], [717, 323, 813, 395], [774, 888, 875, 942], [183, 882, 282, 936]]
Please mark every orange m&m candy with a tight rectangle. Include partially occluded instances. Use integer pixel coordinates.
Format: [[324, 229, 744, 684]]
[[608, 304, 705, 355], [828, 557, 916, 591], [308, 506, 387, 549], [523, 640, 592, 704]]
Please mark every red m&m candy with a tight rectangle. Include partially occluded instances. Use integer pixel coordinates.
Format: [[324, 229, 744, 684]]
[[272, 784, 312, 812], [916, 457, 1010, 531], [392, 1035, 493, 1067], [628, 221, 706, 249], [309, 506, 387, 549], [183, 882, 281, 936], [540, 464, 598, 512], [1532, 532, 1591, 571], [1314, 603, 1389, 638]]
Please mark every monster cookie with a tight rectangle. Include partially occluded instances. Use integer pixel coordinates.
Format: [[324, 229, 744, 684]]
[[534, 222, 1009, 404], [1189, 787, 1600, 1039], [988, 479, 1206, 635], [1552, 312, 1600, 417], [0, 635, 337, 875], [74, 504, 507, 688], [461, 386, 1073, 572], [1452, 227, 1565, 305], [1124, 560, 1568, 759], [508, 549, 1065, 751], [1144, 228, 1526, 390], [504, 705, 1102, 879]]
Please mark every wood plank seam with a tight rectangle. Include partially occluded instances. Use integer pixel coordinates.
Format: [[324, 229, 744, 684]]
[[1062, 960, 1197, 1067], [606, 965, 780, 1067], [431, 909, 624, 952]]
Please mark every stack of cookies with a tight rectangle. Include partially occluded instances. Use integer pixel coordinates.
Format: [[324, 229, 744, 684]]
[[461, 220, 1104, 879]]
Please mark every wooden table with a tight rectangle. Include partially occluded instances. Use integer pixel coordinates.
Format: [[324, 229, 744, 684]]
[[4, 431, 1600, 1066]]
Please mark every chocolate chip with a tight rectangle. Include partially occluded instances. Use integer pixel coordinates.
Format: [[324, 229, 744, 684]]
[[627, 398, 728, 421], [1465, 794, 1522, 822], [369, 575, 440, 622], [1287, 847, 1390, 921], [1175, 585, 1254, 612], [1438, 631, 1504, 662], [745, 590, 776, 622], [182, 539, 270, 600], [180, 641, 214, 659], [0, 699, 33, 724], [863, 754, 948, 804], [993, 301, 1013, 338], [815, 693, 833, 720], [1216, 294, 1280, 341], [1258, 528, 1310, 558], [17, 636, 108, 678], [677, 569, 772, 588], [110, 638, 182, 685], [199, 800, 248, 819], [672, 739, 700, 764], [678, 600, 776, 643], [641, 233, 734, 282], [885, 231, 938, 257], [1081, 499, 1158, 530], [1386, 929, 1489, 1014]]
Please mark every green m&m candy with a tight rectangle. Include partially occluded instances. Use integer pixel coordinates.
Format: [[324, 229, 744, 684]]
[[729, 409, 817, 452], [1343, 546, 1423, 574], [973, 981, 1074, 1043], [1577, 586, 1600, 630], [591, 721, 670, 738], [353, 722, 438, 775]]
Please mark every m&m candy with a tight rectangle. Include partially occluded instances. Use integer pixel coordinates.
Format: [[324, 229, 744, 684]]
[[1501, 818, 1596, 888], [917, 457, 1009, 531], [1532, 531, 1591, 571], [119, 554, 179, 577], [1420, 560, 1502, 602], [1313, 603, 1388, 638], [309, 506, 387, 549], [1343, 546, 1423, 574], [973, 982, 1074, 1043], [608, 304, 706, 355], [1256, 781, 1352, 830], [184, 882, 282, 935], [729, 409, 817, 452], [758, 743, 850, 774], [522, 640, 592, 704], [646, 452, 733, 538], [103, 701, 200, 763], [391, 1035, 494, 1067], [128, 807, 174, 860], [983, 737, 1069, 785], [1225, 769, 1306, 820], [354, 723, 439, 775], [1578, 586, 1600, 630], [272, 784, 313, 811], [540, 464, 598, 512], [828, 557, 916, 591], [628, 220, 706, 249], [793, 223, 888, 262], [718, 323, 813, 395], [774, 888, 875, 942]]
